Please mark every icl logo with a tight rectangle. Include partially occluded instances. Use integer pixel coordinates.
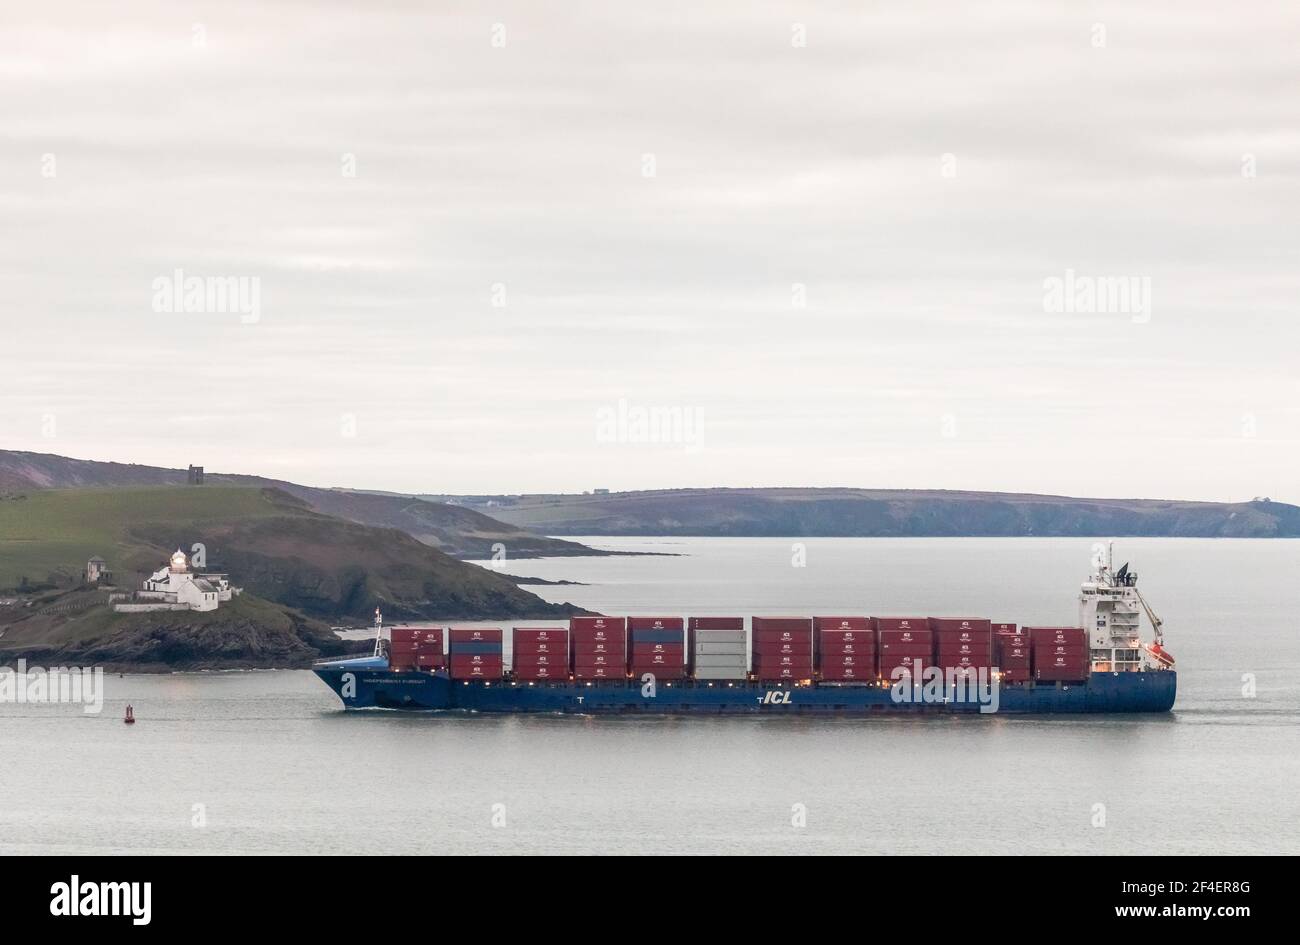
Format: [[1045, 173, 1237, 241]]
[[759, 691, 793, 705]]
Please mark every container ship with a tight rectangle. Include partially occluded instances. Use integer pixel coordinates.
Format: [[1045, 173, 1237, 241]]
[[314, 547, 1176, 714]]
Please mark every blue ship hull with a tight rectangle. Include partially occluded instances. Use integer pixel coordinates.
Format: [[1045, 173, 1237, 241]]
[[312, 661, 1176, 714]]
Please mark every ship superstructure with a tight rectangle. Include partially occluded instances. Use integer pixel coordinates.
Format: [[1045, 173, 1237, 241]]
[[1079, 543, 1176, 673]]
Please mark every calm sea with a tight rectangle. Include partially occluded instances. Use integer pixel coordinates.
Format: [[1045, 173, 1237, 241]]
[[2, 537, 1297, 855]]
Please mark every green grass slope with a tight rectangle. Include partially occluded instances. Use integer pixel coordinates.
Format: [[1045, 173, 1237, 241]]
[[0, 485, 581, 620], [0, 449, 606, 558]]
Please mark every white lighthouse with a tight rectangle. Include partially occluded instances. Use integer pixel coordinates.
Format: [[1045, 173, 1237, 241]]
[[111, 549, 240, 613]]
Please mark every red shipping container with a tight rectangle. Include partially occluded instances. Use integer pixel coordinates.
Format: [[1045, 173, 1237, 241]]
[[879, 641, 932, 657], [875, 617, 928, 633], [573, 632, 625, 647], [1036, 643, 1088, 658], [449, 657, 503, 679], [818, 630, 875, 647], [752, 617, 813, 633], [755, 666, 812, 680], [1001, 668, 1032, 683], [573, 664, 626, 679], [937, 641, 991, 657], [630, 662, 685, 675], [513, 628, 567, 654], [753, 652, 811, 668], [688, 617, 744, 630], [449, 653, 502, 666], [630, 651, 684, 666], [820, 654, 871, 669], [819, 640, 875, 656], [999, 646, 1031, 662], [392, 627, 443, 645], [415, 653, 446, 668], [572, 639, 626, 655], [754, 639, 812, 654], [570, 616, 626, 633], [389, 641, 419, 654], [627, 616, 684, 631], [1027, 627, 1087, 645], [996, 634, 1030, 648], [935, 630, 993, 646], [813, 616, 872, 633], [514, 664, 568, 680], [880, 659, 932, 679], [513, 627, 566, 642], [998, 652, 1031, 669], [630, 642, 685, 656], [935, 657, 993, 670], [514, 652, 565, 667], [878, 628, 933, 646], [752, 629, 813, 646], [754, 649, 812, 665], [1038, 653, 1090, 668], [821, 667, 874, 680], [571, 651, 622, 667], [930, 618, 993, 634], [753, 655, 813, 667], [449, 627, 503, 643], [754, 631, 811, 644], [514, 640, 567, 656], [993, 622, 1018, 634]]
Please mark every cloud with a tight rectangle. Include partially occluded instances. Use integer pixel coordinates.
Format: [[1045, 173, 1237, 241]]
[[1, 0, 1297, 500]]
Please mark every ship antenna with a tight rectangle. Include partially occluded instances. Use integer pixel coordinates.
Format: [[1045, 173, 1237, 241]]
[[372, 606, 383, 658]]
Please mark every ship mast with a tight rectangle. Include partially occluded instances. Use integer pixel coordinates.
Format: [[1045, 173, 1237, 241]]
[[372, 606, 384, 658]]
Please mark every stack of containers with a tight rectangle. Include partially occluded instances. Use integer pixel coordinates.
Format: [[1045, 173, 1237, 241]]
[[411, 627, 445, 671], [628, 617, 686, 679], [570, 616, 627, 680], [931, 618, 993, 680], [993, 622, 1031, 683], [688, 617, 747, 680], [877, 617, 933, 680], [752, 617, 814, 681], [1029, 627, 1090, 682], [814, 617, 875, 681], [511, 627, 570, 681], [448, 627, 504, 680], [388, 626, 420, 671]]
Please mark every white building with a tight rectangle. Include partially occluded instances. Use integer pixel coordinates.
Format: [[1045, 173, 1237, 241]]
[[111, 549, 240, 614]]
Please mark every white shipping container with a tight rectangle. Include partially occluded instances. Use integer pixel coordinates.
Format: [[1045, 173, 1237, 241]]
[[693, 630, 746, 643], [696, 662, 748, 675], [694, 641, 747, 656], [691, 668, 749, 680]]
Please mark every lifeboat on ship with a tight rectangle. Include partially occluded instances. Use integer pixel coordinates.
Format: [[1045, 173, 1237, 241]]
[[1146, 642, 1175, 668]]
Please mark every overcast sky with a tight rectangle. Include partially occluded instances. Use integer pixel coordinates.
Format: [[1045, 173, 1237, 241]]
[[2, 1, 1297, 501]]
